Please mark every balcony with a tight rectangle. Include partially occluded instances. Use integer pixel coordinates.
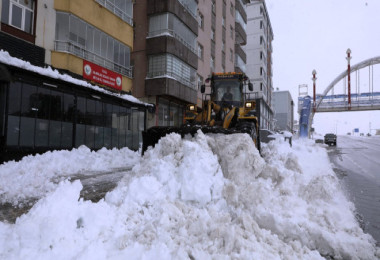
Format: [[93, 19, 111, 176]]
[[95, 0, 133, 26], [145, 77, 197, 104], [146, 35, 198, 69], [234, 53, 246, 73], [234, 44, 246, 63], [147, 0, 198, 35], [235, 21, 247, 45], [178, 0, 198, 19], [147, 29, 197, 55], [55, 41, 132, 78], [235, 0, 247, 23]]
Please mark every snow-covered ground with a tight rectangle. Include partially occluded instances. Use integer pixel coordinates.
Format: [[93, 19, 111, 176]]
[[0, 132, 379, 259]]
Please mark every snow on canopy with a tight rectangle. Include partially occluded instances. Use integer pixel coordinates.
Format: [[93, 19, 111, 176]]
[[0, 50, 150, 107], [0, 132, 378, 259]]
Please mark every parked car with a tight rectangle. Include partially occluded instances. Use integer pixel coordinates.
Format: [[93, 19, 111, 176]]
[[324, 133, 337, 146]]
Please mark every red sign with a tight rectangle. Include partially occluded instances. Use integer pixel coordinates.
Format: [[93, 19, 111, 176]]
[[83, 60, 122, 90]]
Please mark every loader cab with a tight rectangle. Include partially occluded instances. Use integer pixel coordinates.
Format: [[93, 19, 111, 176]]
[[212, 80, 243, 107]]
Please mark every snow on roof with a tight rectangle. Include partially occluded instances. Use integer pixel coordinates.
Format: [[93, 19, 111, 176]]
[[0, 50, 151, 107]]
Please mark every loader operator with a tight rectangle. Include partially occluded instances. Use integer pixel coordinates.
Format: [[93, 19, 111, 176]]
[[222, 86, 233, 102]]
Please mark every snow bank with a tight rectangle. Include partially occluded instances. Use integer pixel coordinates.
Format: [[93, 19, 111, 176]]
[[0, 132, 378, 259], [0, 146, 140, 205]]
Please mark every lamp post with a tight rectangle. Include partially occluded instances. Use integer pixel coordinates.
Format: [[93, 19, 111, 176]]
[[312, 70, 317, 113], [346, 48, 352, 110]]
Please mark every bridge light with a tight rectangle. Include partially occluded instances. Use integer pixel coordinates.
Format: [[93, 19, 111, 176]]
[[346, 48, 352, 64]]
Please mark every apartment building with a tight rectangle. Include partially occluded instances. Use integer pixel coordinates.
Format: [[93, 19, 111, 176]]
[[197, 0, 250, 107], [132, 0, 198, 128], [0, 0, 147, 162], [273, 90, 294, 132], [245, 0, 274, 130]]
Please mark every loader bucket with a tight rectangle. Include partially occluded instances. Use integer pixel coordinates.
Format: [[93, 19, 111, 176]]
[[142, 126, 179, 155]]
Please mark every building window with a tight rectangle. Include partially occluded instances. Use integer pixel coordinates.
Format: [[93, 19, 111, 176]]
[[260, 51, 263, 60], [198, 43, 204, 60], [1, 0, 35, 34], [260, 36, 264, 45], [198, 11, 204, 29], [211, 30, 215, 41], [94, 0, 133, 25], [148, 13, 197, 54], [230, 49, 233, 62], [55, 12, 132, 77], [230, 25, 234, 39], [210, 57, 215, 72], [260, 20, 263, 29], [211, 0, 216, 14], [230, 3, 234, 16], [147, 54, 197, 89]]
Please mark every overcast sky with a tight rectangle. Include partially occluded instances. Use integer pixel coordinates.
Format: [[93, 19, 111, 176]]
[[265, 0, 380, 135]]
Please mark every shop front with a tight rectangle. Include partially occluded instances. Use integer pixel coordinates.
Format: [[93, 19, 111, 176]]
[[0, 62, 147, 163]]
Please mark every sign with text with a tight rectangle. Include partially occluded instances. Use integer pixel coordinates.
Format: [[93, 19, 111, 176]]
[[83, 60, 122, 90]]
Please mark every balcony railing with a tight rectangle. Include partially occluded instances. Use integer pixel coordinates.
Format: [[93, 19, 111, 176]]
[[55, 41, 133, 78], [147, 29, 197, 54], [95, 0, 133, 26]]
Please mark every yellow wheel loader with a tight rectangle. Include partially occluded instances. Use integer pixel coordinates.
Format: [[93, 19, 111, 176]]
[[142, 72, 260, 154]]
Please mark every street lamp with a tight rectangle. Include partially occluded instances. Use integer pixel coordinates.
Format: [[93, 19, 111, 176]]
[[346, 48, 352, 110], [312, 70, 317, 113]]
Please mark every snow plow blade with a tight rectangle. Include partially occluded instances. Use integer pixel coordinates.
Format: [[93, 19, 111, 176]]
[[141, 124, 255, 155]]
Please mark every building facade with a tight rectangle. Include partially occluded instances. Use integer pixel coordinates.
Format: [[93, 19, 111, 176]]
[[1, 0, 135, 93], [0, 0, 148, 162], [196, 0, 250, 107], [245, 0, 274, 130], [273, 90, 294, 132], [132, 0, 198, 128]]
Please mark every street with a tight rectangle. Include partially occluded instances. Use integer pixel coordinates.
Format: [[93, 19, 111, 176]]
[[327, 135, 380, 245], [0, 167, 131, 223]]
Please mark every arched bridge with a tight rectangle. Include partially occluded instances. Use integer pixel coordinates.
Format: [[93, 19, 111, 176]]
[[298, 54, 380, 137]]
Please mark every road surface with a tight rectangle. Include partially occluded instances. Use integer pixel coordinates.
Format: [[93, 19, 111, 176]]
[[326, 135, 380, 245], [0, 167, 131, 223]]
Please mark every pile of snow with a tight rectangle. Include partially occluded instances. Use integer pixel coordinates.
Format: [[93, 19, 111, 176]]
[[0, 146, 140, 204], [0, 132, 378, 259]]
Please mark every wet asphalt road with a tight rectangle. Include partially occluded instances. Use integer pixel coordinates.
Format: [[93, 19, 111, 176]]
[[326, 135, 380, 245], [0, 168, 131, 223]]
